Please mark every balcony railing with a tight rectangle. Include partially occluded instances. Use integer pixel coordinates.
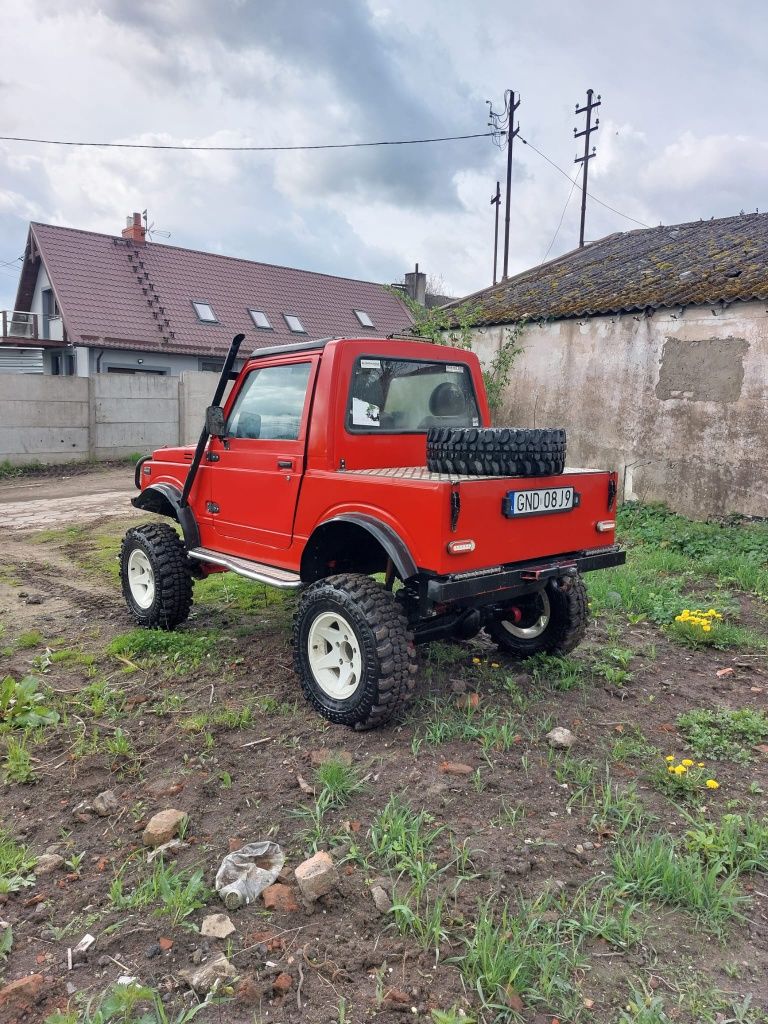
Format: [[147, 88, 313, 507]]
[[1, 310, 64, 342]]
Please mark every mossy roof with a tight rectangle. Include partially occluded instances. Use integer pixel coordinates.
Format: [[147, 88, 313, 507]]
[[444, 212, 768, 324]]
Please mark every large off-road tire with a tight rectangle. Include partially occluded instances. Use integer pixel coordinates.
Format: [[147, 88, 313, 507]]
[[293, 573, 417, 730], [486, 575, 588, 657], [427, 426, 566, 477], [120, 523, 193, 629]]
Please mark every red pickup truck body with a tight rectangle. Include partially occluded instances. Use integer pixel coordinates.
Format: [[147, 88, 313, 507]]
[[136, 337, 620, 592]]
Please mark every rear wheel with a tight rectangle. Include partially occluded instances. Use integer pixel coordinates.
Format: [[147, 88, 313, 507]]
[[293, 573, 417, 730], [120, 523, 193, 629], [486, 576, 588, 657]]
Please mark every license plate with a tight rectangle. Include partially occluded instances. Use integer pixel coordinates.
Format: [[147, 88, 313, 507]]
[[502, 486, 576, 518]]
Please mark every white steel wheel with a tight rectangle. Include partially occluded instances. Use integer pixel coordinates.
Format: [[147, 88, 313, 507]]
[[127, 548, 156, 610], [307, 610, 363, 700], [500, 590, 551, 640]]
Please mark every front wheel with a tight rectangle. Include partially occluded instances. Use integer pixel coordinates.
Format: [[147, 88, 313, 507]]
[[120, 523, 193, 629], [486, 576, 588, 657], [293, 574, 417, 730]]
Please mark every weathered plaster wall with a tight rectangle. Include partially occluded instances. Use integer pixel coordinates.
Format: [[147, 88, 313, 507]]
[[470, 300, 768, 518]]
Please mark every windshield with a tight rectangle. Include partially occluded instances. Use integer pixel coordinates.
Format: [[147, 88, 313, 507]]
[[347, 356, 480, 433]]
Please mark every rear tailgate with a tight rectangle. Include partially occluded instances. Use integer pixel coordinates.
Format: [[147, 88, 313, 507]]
[[430, 467, 617, 576]]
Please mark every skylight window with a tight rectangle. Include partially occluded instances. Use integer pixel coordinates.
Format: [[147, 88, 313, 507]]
[[354, 309, 375, 328], [192, 301, 217, 323], [249, 309, 272, 330], [283, 314, 307, 334]]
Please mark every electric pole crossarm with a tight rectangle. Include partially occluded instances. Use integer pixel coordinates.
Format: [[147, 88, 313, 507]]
[[573, 88, 601, 248]]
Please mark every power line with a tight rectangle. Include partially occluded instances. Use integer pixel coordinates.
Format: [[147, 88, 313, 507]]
[[520, 135, 650, 229], [541, 173, 579, 264], [0, 131, 493, 152]]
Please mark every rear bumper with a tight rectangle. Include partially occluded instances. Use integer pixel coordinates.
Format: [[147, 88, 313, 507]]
[[424, 545, 625, 606]]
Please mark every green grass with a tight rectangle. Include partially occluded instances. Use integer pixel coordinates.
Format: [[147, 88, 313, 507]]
[[459, 896, 586, 1019], [109, 860, 210, 926], [3, 736, 37, 783], [293, 758, 365, 854], [616, 504, 768, 599], [196, 571, 290, 617], [416, 698, 520, 757], [107, 628, 220, 673], [611, 727, 658, 763], [0, 829, 36, 894], [314, 758, 365, 807], [684, 813, 768, 875], [528, 652, 586, 691], [586, 503, 768, 649], [15, 630, 44, 649], [677, 707, 768, 763], [590, 773, 652, 836], [611, 833, 748, 936]]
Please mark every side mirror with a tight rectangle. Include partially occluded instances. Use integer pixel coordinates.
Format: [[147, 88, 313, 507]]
[[205, 405, 227, 438]]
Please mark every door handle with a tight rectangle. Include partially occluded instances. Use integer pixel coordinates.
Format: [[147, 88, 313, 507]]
[[277, 459, 294, 469]]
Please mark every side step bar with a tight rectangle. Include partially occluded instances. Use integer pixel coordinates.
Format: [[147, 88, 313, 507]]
[[187, 547, 302, 589]]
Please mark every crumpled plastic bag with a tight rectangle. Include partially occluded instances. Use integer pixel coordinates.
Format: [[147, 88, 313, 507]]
[[215, 841, 285, 910]]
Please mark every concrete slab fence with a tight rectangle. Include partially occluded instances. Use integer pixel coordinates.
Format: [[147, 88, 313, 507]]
[[0, 371, 218, 465]]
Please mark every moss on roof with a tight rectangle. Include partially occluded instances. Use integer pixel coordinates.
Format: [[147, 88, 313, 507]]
[[444, 212, 768, 324]]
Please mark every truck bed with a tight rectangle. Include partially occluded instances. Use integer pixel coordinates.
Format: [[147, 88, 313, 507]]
[[345, 465, 601, 483]]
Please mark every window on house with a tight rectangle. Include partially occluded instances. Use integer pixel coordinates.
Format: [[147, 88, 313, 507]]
[[192, 301, 218, 323], [199, 358, 225, 372], [354, 309, 375, 328], [283, 314, 306, 334], [248, 309, 272, 330], [50, 352, 74, 376]]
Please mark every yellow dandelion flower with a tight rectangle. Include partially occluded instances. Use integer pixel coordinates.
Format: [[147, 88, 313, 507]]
[[667, 766, 675, 774], [472, 657, 482, 665], [665, 755, 675, 762], [681, 759, 694, 767], [491, 662, 500, 669], [702, 623, 712, 632], [706, 779, 719, 789], [673, 764, 687, 775], [697, 762, 705, 768]]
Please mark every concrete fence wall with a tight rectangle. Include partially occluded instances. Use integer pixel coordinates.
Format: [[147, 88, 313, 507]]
[[0, 371, 220, 465]]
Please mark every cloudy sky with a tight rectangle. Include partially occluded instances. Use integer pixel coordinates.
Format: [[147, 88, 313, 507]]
[[1, 0, 766, 308]]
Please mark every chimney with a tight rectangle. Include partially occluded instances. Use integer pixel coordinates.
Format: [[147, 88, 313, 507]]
[[404, 262, 426, 306], [121, 212, 146, 245]]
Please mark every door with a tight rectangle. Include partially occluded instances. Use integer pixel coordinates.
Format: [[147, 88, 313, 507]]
[[207, 358, 315, 554]]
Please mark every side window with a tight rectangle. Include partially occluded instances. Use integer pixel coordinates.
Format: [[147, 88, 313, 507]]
[[227, 362, 312, 441]]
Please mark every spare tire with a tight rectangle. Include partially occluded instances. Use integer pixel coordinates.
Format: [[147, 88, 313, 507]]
[[426, 426, 566, 477]]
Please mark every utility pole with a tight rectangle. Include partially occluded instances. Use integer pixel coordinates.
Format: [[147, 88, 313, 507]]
[[574, 88, 601, 247], [490, 180, 501, 285], [488, 90, 520, 278]]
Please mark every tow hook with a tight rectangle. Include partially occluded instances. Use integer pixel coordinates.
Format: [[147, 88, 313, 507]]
[[504, 605, 523, 624]]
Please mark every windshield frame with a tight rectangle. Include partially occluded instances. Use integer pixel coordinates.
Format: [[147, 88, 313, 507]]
[[344, 354, 481, 435]]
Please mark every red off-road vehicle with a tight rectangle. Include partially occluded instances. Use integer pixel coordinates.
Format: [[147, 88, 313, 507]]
[[122, 334, 623, 729]]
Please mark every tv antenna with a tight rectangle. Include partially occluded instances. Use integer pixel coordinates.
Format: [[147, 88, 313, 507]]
[[142, 209, 171, 241]]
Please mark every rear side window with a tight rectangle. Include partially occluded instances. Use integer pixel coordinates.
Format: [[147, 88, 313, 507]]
[[227, 362, 311, 441], [347, 356, 480, 433]]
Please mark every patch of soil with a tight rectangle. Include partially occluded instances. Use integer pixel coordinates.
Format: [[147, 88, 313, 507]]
[[0, 516, 766, 1023]]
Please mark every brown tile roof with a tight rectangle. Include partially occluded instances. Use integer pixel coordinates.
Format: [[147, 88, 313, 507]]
[[18, 223, 413, 356], [445, 212, 768, 324]]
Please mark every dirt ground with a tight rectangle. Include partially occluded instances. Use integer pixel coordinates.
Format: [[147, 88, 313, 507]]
[[0, 470, 766, 1024], [0, 467, 138, 532]]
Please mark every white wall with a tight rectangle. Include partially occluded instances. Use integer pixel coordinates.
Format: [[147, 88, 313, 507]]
[[471, 300, 768, 518]]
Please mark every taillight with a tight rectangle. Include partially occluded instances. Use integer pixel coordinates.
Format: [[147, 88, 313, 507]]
[[447, 539, 475, 554]]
